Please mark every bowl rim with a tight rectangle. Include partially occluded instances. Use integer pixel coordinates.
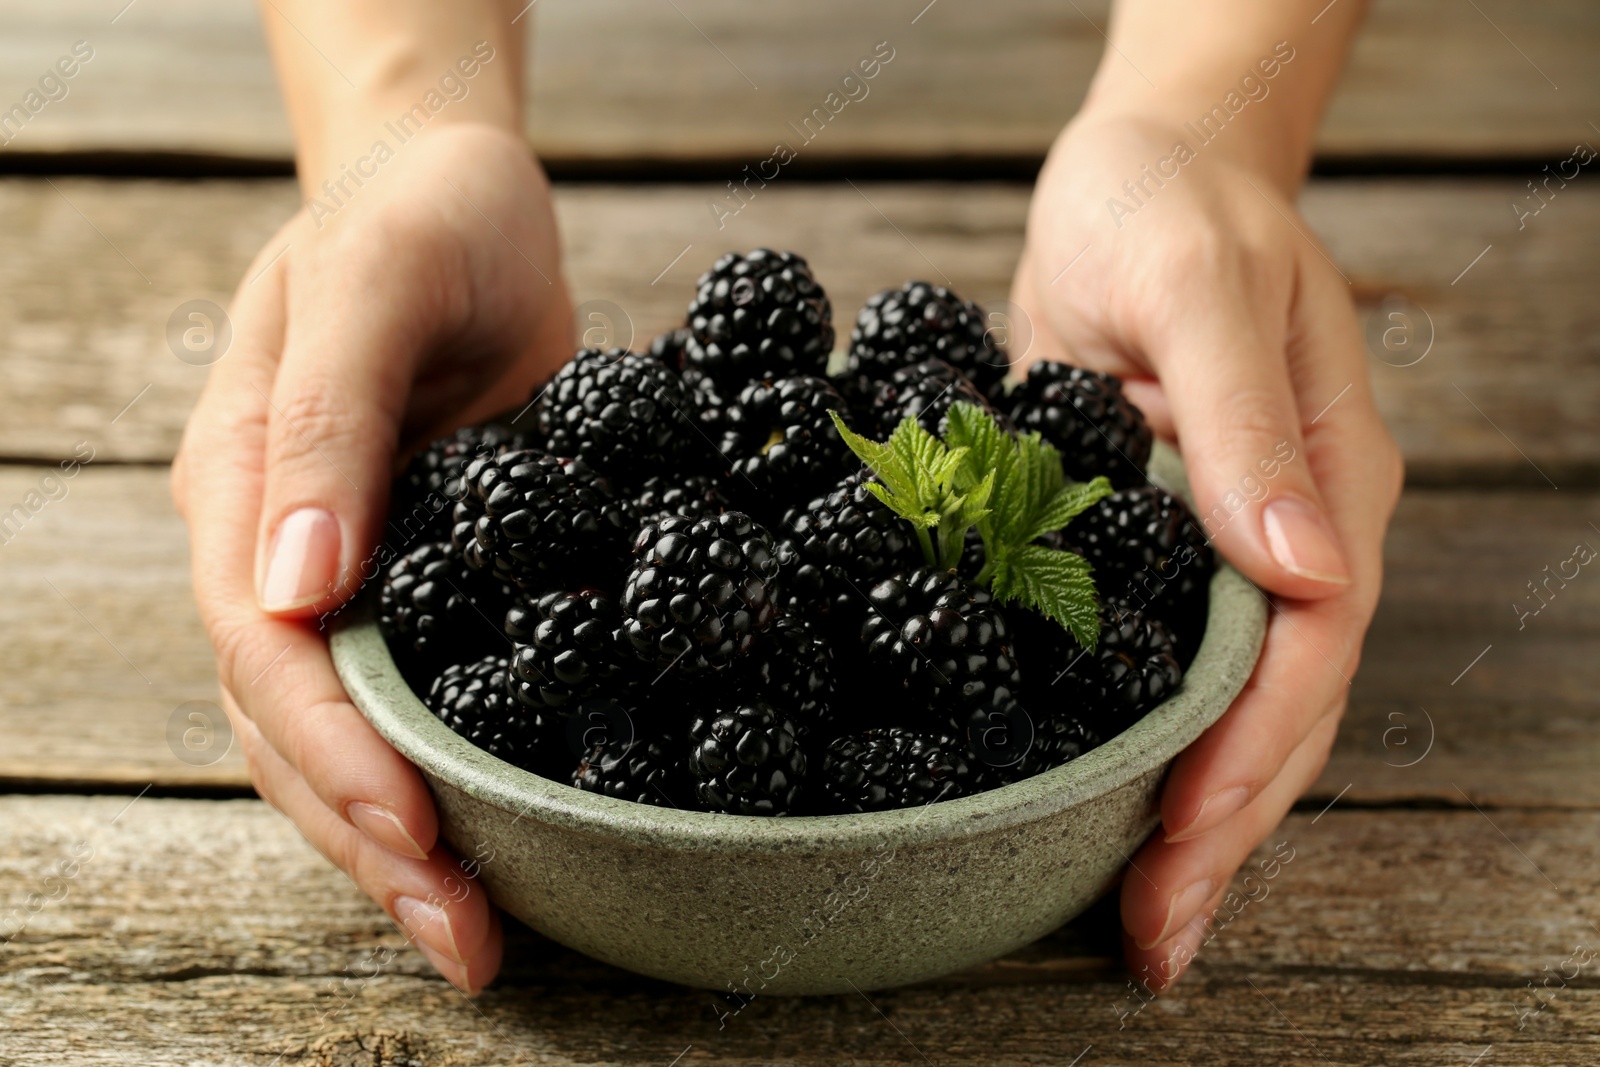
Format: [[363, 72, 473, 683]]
[[332, 441, 1266, 854]]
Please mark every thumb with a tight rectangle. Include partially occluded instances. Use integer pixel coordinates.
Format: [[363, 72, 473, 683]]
[[1145, 296, 1350, 600], [253, 290, 421, 616]]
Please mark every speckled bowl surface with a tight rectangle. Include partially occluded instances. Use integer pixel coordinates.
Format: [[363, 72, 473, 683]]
[[332, 441, 1265, 995]]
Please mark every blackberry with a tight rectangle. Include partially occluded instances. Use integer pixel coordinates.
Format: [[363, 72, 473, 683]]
[[869, 358, 1009, 437], [862, 568, 1021, 721], [1005, 361, 1153, 488], [1016, 604, 1182, 731], [716, 375, 851, 509], [630, 473, 728, 522], [428, 656, 545, 771], [506, 589, 644, 713], [776, 472, 919, 630], [735, 616, 836, 736], [379, 541, 514, 685], [535, 347, 693, 485], [1065, 486, 1214, 653], [820, 728, 975, 813], [688, 700, 806, 815], [684, 249, 833, 387], [647, 327, 691, 369], [957, 698, 1103, 786], [848, 282, 1009, 392], [621, 511, 781, 674], [452, 449, 633, 590], [574, 732, 692, 808], [392, 424, 522, 542]]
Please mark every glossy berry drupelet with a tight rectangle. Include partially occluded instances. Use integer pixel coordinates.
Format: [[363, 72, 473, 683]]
[[847, 281, 1009, 392], [688, 700, 806, 815], [393, 424, 522, 542], [506, 589, 643, 713], [868, 358, 1009, 438], [820, 728, 976, 813], [534, 347, 693, 486], [716, 374, 852, 510], [734, 616, 836, 737], [574, 732, 692, 807], [378, 541, 513, 687], [1064, 485, 1214, 653], [428, 655, 545, 772], [630, 472, 729, 522], [684, 249, 834, 387], [1003, 361, 1153, 488], [621, 511, 781, 674], [776, 472, 919, 631], [1016, 603, 1182, 730], [954, 697, 1104, 787], [861, 568, 1022, 720], [452, 449, 633, 590], [647, 327, 692, 369]]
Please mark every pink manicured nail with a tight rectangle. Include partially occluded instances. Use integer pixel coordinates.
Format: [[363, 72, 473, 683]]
[[1166, 785, 1252, 844], [1140, 878, 1215, 950], [258, 507, 341, 612], [416, 940, 481, 994], [1262, 497, 1351, 585], [346, 801, 429, 860], [395, 895, 464, 965]]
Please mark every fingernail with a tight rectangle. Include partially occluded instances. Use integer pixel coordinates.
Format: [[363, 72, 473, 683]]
[[416, 940, 482, 994], [1140, 878, 1215, 950], [395, 895, 464, 965], [347, 801, 429, 860], [1154, 918, 1209, 989], [1262, 497, 1350, 585], [259, 507, 341, 612], [1166, 785, 1252, 844]]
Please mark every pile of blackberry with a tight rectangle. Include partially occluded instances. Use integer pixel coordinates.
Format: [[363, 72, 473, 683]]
[[377, 250, 1212, 816]]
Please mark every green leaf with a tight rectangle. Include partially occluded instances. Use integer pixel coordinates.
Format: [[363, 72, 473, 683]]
[[945, 401, 1010, 491], [990, 544, 1102, 649], [1024, 476, 1114, 543]]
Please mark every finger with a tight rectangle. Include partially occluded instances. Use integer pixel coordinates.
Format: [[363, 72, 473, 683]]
[[1138, 242, 1352, 599], [226, 690, 502, 995], [1121, 709, 1338, 989]]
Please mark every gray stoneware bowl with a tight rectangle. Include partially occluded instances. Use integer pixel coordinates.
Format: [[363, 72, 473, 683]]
[[332, 441, 1265, 995]]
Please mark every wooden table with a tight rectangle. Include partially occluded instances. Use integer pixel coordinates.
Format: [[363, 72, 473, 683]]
[[3, 2, 1598, 1063]]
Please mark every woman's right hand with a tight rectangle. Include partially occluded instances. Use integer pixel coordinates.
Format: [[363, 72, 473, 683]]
[[171, 123, 572, 992]]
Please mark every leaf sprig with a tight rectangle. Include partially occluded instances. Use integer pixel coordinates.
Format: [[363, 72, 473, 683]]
[[830, 402, 1112, 648]]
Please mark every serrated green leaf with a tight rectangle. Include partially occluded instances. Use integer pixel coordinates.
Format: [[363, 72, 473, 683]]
[[1025, 476, 1114, 542], [945, 402, 1010, 491], [990, 543, 1102, 649], [864, 482, 940, 527]]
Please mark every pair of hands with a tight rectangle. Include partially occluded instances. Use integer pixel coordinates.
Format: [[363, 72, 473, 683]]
[[172, 116, 1400, 993]]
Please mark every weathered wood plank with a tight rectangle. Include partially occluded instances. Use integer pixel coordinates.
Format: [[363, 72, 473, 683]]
[[0, 467, 1594, 810], [0, 0, 1592, 163], [2, 797, 1596, 1066], [1, 178, 1596, 481]]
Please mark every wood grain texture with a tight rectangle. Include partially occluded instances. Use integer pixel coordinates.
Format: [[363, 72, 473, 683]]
[[2, 465, 1596, 810], [0, 0, 1593, 163], [1, 178, 1597, 483], [3, 796, 1597, 1066]]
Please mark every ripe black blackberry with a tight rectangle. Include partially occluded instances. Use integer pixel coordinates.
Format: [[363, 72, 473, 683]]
[[378, 541, 513, 686], [1004, 361, 1153, 488], [506, 589, 645, 713], [452, 449, 633, 590], [428, 655, 546, 772], [1064, 485, 1214, 654], [776, 472, 919, 630], [735, 616, 836, 737], [820, 728, 975, 813], [621, 511, 781, 674], [574, 732, 692, 808], [869, 358, 1010, 438], [535, 347, 693, 485], [684, 249, 833, 387], [955, 698, 1103, 786], [848, 281, 1010, 392], [688, 700, 806, 815], [716, 375, 851, 510], [647, 327, 692, 369], [630, 472, 728, 522], [862, 568, 1021, 720], [1016, 604, 1182, 730], [393, 424, 522, 542]]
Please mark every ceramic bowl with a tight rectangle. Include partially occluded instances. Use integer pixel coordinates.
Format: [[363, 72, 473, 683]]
[[331, 441, 1265, 995]]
